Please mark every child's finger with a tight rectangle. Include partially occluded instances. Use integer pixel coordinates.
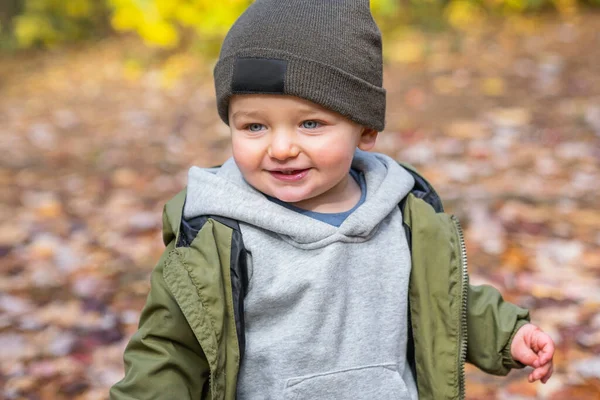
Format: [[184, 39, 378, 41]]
[[529, 361, 552, 382], [541, 363, 554, 384], [528, 367, 542, 382], [537, 337, 555, 365]]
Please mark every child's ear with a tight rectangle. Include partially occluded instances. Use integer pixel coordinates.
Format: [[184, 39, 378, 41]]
[[357, 127, 378, 151]]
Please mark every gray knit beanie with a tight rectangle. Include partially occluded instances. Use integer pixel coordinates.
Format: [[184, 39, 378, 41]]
[[214, 0, 386, 131]]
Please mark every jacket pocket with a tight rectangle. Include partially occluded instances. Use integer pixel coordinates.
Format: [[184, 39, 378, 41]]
[[283, 363, 410, 400]]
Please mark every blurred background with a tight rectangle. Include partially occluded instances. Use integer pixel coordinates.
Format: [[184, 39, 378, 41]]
[[0, 0, 599, 399]]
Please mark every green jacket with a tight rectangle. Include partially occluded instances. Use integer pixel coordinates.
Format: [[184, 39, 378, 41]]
[[110, 166, 530, 400]]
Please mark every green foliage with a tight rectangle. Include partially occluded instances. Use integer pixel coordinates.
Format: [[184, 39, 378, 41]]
[[2, 0, 599, 50], [11, 0, 104, 48]]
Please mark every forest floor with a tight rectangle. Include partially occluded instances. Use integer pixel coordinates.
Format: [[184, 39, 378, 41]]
[[1, 12, 599, 400]]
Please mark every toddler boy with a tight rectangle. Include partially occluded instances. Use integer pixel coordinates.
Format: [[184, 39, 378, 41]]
[[111, 1, 554, 399]]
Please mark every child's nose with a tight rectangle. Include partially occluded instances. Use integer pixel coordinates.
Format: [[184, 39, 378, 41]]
[[267, 131, 300, 160]]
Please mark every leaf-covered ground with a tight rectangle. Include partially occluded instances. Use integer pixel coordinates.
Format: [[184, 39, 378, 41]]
[[1, 14, 599, 400]]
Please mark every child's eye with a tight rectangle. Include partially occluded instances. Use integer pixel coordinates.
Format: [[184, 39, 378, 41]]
[[301, 120, 321, 129], [246, 123, 265, 132]]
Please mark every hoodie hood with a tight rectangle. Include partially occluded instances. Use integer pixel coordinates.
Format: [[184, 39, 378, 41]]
[[183, 150, 415, 249]]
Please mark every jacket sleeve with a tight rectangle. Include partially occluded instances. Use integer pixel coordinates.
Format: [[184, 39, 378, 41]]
[[110, 241, 210, 400], [466, 284, 531, 376]]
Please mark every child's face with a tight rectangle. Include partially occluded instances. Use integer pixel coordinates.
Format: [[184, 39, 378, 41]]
[[229, 94, 377, 209]]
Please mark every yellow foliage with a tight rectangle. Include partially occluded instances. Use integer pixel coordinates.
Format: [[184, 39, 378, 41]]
[[371, 0, 399, 16], [156, 0, 179, 18], [139, 19, 180, 48], [8, 0, 596, 50], [111, 6, 144, 31], [445, 1, 486, 31], [65, 0, 93, 18], [23, 0, 92, 17], [504, 0, 527, 12], [14, 14, 58, 47], [192, 0, 252, 36], [107, 0, 251, 47], [26, 0, 49, 13], [112, 1, 179, 47], [175, 4, 204, 27], [387, 31, 426, 64]]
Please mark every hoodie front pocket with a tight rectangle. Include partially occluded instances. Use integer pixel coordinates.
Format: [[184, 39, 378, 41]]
[[283, 363, 410, 400]]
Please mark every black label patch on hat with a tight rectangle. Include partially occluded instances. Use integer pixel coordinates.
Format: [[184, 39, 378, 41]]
[[232, 57, 287, 94]]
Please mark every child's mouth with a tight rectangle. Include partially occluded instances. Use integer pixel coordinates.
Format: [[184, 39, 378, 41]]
[[269, 169, 310, 181]]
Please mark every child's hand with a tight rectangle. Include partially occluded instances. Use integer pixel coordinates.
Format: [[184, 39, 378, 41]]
[[510, 323, 555, 384]]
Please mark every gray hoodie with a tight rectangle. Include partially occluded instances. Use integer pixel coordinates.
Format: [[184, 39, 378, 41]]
[[184, 150, 418, 400]]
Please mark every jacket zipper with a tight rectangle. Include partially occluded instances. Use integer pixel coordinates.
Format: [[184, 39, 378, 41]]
[[451, 215, 468, 400]]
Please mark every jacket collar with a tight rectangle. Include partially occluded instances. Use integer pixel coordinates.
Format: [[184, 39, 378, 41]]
[[399, 163, 444, 213]]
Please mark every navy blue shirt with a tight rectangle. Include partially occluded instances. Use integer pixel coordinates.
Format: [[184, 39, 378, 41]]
[[267, 169, 367, 227]]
